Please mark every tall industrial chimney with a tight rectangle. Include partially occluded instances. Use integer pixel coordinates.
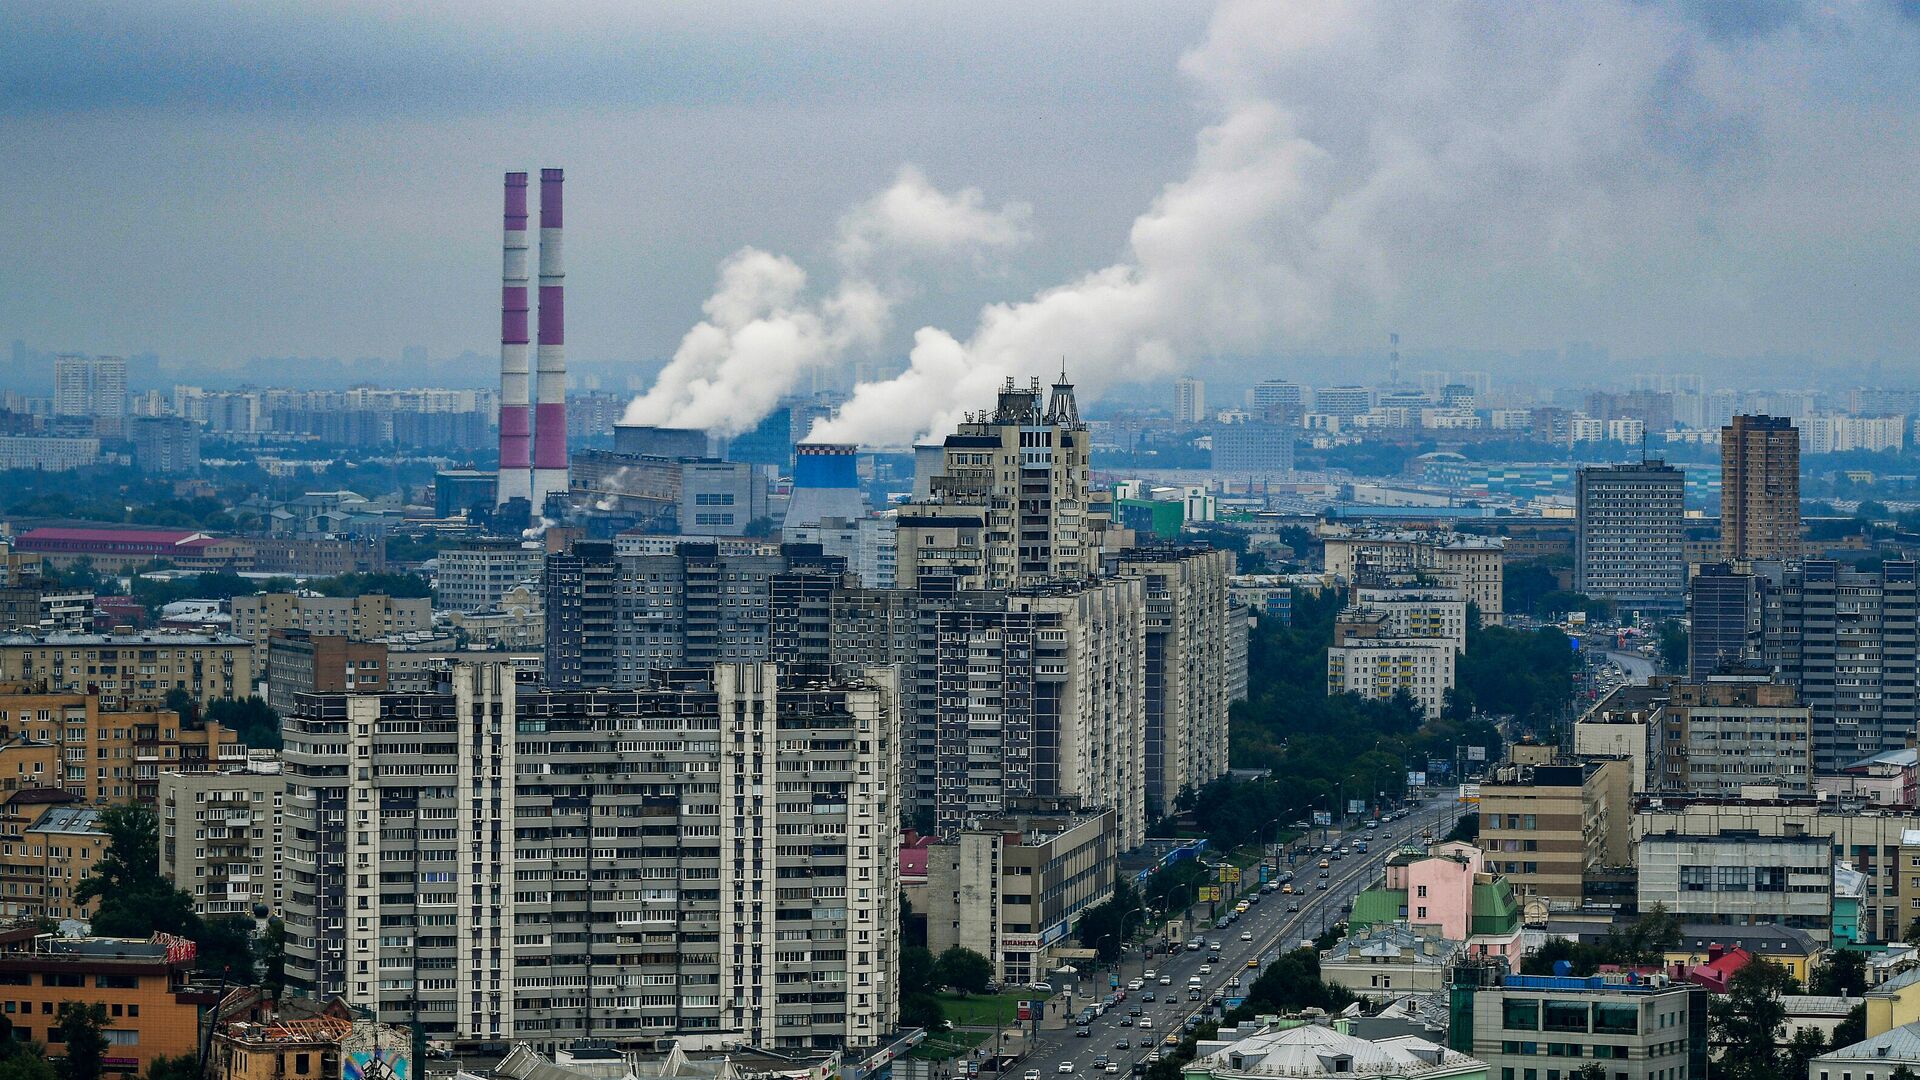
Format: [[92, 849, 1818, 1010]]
[[496, 172, 533, 507], [530, 167, 569, 508]]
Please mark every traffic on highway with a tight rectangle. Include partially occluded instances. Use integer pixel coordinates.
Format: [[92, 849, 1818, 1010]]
[[1014, 792, 1463, 1079]]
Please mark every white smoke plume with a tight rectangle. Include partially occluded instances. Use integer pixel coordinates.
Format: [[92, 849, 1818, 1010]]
[[620, 166, 1030, 435], [628, 0, 1915, 446]]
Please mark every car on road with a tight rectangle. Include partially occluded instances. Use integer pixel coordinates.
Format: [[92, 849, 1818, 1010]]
[[1117, 1017, 1132, 1027], [1317, 881, 1328, 890], [1104, 1065, 1119, 1075], [1318, 859, 1330, 869], [1143, 969, 1156, 980], [1142, 991, 1156, 1002], [1075, 1027, 1090, 1038], [1127, 978, 1144, 991], [1138, 1018, 1153, 1030], [1247, 958, 1260, 968], [1025, 1071, 1040, 1080], [1093, 1057, 1108, 1069], [1198, 964, 1212, 974], [1188, 989, 1202, 1001], [1114, 1041, 1130, 1051], [1287, 900, 1300, 912], [1240, 931, 1253, 941], [1058, 1064, 1074, 1074], [1130, 1006, 1143, 1016], [1186, 940, 1201, 951], [1158, 975, 1172, 986]]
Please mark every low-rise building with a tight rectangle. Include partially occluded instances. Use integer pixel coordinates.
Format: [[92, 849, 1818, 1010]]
[[925, 805, 1117, 986], [1637, 833, 1831, 931], [1445, 968, 1707, 1080], [1348, 842, 1522, 961], [0, 633, 256, 706], [209, 1006, 411, 1080], [0, 798, 107, 922], [1667, 923, 1825, 984], [0, 928, 215, 1073], [1809, 1022, 1920, 1080], [1477, 760, 1630, 908], [1189, 1017, 1485, 1080], [1319, 924, 1463, 1000], [159, 765, 285, 917], [229, 593, 432, 645]]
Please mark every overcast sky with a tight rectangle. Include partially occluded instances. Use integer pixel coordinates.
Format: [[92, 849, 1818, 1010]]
[[5, 0, 1920, 396]]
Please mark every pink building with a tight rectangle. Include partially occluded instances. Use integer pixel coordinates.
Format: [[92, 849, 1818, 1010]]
[[1360, 840, 1524, 960]]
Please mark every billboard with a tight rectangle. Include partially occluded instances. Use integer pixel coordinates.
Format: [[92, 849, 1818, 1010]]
[[1220, 866, 1242, 883], [1200, 886, 1220, 902], [1347, 799, 1366, 816], [1312, 811, 1332, 826], [1406, 771, 1427, 787], [1466, 746, 1487, 761]]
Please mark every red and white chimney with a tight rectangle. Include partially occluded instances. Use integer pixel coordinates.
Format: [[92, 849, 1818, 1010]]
[[530, 167, 569, 508], [495, 172, 533, 507]]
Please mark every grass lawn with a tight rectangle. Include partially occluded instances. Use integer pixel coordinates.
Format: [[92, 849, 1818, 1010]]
[[936, 990, 1037, 1028], [907, 1030, 989, 1060]]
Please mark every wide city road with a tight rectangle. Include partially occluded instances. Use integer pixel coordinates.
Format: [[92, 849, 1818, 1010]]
[[1017, 792, 1464, 1080]]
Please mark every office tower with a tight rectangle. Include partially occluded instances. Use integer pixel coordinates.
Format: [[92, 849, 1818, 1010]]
[[1762, 560, 1920, 773], [53, 355, 127, 417], [1247, 380, 1305, 425], [1721, 414, 1800, 560], [1687, 563, 1762, 680], [1211, 422, 1293, 475], [1574, 461, 1687, 618], [283, 660, 900, 1054], [1173, 377, 1206, 424], [1114, 547, 1234, 819], [896, 375, 1118, 591], [1313, 385, 1373, 420]]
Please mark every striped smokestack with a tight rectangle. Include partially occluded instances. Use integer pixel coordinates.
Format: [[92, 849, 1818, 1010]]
[[530, 167, 569, 508], [495, 172, 533, 507]]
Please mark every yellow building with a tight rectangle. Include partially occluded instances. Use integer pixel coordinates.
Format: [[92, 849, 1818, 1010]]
[[1866, 965, 1920, 1037], [0, 803, 109, 922], [0, 633, 255, 706], [1477, 759, 1629, 906], [0, 688, 244, 805]]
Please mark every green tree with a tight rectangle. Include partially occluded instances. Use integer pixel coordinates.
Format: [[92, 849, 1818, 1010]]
[[75, 804, 199, 940], [141, 1057, 200, 1080], [196, 914, 256, 980], [901, 946, 937, 997], [1078, 880, 1144, 963], [1658, 620, 1688, 673], [1712, 959, 1795, 1080], [1889, 1067, 1917, 1080], [934, 947, 994, 996], [1785, 1027, 1829, 1080], [260, 917, 287, 998], [204, 697, 281, 750], [0, 1053, 56, 1080], [52, 1003, 107, 1080], [1811, 950, 1868, 998], [1611, 904, 1681, 966], [1833, 1004, 1867, 1049], [1571, 1065, 1606, 1080], [161, 688, 199, 726], [900, 992, 945, 1033]]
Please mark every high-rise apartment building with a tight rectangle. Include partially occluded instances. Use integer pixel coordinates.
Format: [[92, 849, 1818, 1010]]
[[1761, 560, 1920, 772], [435, 538, 544, 614], [1575, 461, 1687, 618], [53, 355, 128, 418], [1721, 414, 1800, 561], [1114, 548, 1233, 818], [932, 581, 1148, 847], [130, 416, 201, 474], [230, 593, 433, 646], [1313, 386, 1373, 420], [1653, 670, 1812, 797], [897, 376, 1121, 591], [0, 688, 245, 803], [1320, 527, 1505, 625], [1210, 422, 1293, 475], [1325, 609, 1456, 720], [1247, 381, 1305, 425], [1173, 377, 1206, 424], [283, 661, 900, 1055]]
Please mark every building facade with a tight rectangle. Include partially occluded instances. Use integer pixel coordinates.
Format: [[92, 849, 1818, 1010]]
[[1655, 673, 1811, 796], [159, 766, 286, 917], [1688, 564, 1763, 680], [1114, 547, 1233, 817], [1477, 761, 1630, 907], [1446, 970, 1706, 1080], [1575, 461, 1686, 618], [435, 539, 544, 614], [282, 661, 900, 1055], [1637, 833, 1831, 930], [924, 806, 1116, 985], [1762, 561, 1920, 774], [230, 593, 432, 647], [0, 688, 245, 804], [1722, 414, 1801, 561], [1320, 528, 1504, 625]]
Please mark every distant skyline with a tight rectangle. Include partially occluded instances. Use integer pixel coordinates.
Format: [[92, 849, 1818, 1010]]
[[6, 1, 1920, 404]]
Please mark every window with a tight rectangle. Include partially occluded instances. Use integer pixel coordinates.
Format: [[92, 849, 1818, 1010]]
[[1593, 1003, 1639, 1035], [1503, 1000, 1540, 1031], [1542, 1000, 1589, 1033]]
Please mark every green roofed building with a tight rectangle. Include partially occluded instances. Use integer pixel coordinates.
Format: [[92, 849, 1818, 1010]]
[[1346, 841, 1523, 963], [1118, 498, 1185, 540]]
